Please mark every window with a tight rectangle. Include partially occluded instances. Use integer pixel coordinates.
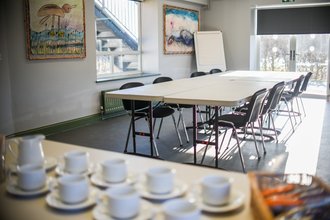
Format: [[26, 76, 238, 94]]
[[95, 0, 141, 80], [259, 34, 330, 96], [255, 4, 330, 96], [259, 35, 290, 72]]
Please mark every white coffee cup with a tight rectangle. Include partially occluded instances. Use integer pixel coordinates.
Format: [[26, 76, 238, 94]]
[[8, 164, 46, 191], [97, 186, 140, 219], [146, 167, 175, 194], [163, 198, 201, 220], [200, 174, 233, 206], [101, 158, 127, 183], [49, 174, 89, 204], [57, 150, 89, 173]]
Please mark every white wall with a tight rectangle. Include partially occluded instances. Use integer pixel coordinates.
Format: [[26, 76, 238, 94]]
[[158, 0, 202, 79], [203, 0, 330, 71], [142, 0, 202, 79], [0, 0, 202, 135], [0, 0, 14, 135]]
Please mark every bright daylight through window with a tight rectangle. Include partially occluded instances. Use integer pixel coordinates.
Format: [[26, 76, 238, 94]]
[[260, 34, 329, 95], [95, 0, 141, 80]]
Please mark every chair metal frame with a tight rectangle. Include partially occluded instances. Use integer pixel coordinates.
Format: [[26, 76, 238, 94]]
[[262, 81, 286, 143], [279, 75, 305, 132], [297, 72, 313, 117]]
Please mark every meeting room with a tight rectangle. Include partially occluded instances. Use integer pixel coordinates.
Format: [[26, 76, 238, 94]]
[[1, 0, 330, 219]]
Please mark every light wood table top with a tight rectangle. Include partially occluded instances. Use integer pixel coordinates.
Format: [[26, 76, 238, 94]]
[[214, 70, 306, 84], [105, 71, 308, 105], [163, 80, 275, 106]]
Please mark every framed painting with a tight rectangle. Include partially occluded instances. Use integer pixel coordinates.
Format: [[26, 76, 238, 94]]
[[164, 5, 199, 55], [25, 0, 86, 60]]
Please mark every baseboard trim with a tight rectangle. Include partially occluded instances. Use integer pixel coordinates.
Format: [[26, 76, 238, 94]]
[[6, 111, 126, 138]]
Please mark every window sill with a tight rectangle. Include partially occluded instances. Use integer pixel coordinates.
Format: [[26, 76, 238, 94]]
[[96, 73, 161, 83]]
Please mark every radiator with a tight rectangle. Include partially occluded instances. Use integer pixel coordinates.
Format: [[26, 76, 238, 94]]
[[101, 89, 126, 120]]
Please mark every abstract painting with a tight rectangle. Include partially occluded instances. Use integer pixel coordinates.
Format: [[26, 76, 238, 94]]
[[164, 5, 199, 55], [25, 0, 86, 60]]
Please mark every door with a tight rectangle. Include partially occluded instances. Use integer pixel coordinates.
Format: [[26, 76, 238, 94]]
[[259, 34, 330, 96]]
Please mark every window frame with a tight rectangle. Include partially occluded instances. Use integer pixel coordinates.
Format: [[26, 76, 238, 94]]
[[95, 0, 143, 81]]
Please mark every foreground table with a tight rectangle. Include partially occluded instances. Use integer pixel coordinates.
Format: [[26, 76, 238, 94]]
[[0, 140, 253, 220]]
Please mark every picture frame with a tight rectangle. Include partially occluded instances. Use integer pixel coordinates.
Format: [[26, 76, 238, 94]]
[[25, 0, 86, 60], [163, 5, 199, 55]]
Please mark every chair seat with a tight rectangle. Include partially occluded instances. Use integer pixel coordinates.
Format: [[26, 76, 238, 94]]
[[236, 102, 269, 115], [216, 112, 247, 128], [153, 106, 175, 118], [281, 92, 294, 102], [167, 103, 193, 109], [133, 106, 175, 118], [289, 91, 303, 96]]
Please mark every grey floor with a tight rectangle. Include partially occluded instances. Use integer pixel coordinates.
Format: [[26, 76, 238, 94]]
[[47, 98, 330, 185]]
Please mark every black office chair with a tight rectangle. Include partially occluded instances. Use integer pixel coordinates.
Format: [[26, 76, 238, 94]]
[[190, 72, 209, 132], [201, 88, 268, 173], [190, 71, 223, 127], [235, 81, 286, 144], [190, 72, 206, 78], [120, 82, 182, 157], [263, 81, 286, 143], [297, 72, 313, 117], [209, 68, 222, 74], [152, 77, 190, 143], [279, 75, 305, 132]]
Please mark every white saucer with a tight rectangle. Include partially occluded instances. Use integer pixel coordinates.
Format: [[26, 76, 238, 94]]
[[9, 156, 56, 172], [55, 163, 94, 176], [46, 186, 99, 210], [156, 213, 208, 220], [92, 199, 154, 220], [135, 178, 188, 200], [6, 176, 53, 196], [91, 172, 138, 188], [187, 188, 246, 213]]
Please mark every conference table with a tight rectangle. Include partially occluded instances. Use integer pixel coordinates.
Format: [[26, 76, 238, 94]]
[[1, 139, 253, 220], [105, 70, 307, 167]]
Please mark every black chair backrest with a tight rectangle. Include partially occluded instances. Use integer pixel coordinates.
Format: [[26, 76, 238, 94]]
[[119, 82, 149, 111], [268, 81, 286, 111], [244, 88, 268, 124], [291, 75, 305, 97], [262, 81, 285, 114], [209, 68, 222, 74], [300, 72, 313, 92], [190, 72, 206, 78], [153, 77, 173, 84]]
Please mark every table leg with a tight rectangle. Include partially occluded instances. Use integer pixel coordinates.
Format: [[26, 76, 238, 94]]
[[193, 105, 197, 163], [149, 102, 154, 157], [215, 106, 219, 167], [131, 100, 137, 153]]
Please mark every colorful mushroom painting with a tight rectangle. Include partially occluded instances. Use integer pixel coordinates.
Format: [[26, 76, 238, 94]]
[[164, 5, 199, 55], [25, 0, 86, 59]]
